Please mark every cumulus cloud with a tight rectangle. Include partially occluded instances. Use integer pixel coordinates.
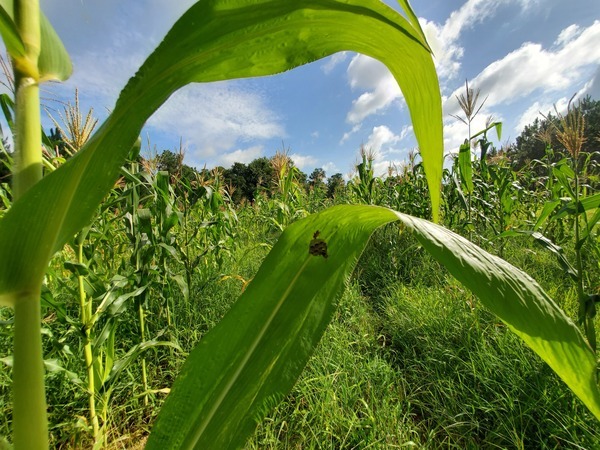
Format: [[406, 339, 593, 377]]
[[218, 146, 264, 167], [577, 66, 600, 101], [445, 21, 600, 115], [358, 125, 414, 176], [290, 154, 318, 170], [322, 162, 340, 176], [147, 83, 285, 166], [365, 125, 401, 153], [514, 98, 569, 133], [420, 0, 539, 81], [345, 56, 401, 124], [554, 24, 582, 46], [342, 0, 538, 128], [340, 124, 362, 144]]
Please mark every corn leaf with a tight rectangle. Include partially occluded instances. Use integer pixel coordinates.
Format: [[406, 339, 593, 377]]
[[147, 205, 600, 449], [0, 0, 442, 306], [0, 0, 72, 81], [146, 205, 400, 449], [458, 140, 474, 194], [0, 3, 25, 59]]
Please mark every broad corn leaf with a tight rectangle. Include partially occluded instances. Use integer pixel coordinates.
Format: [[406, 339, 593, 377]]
[[0, 0, 442, 305], [147, 205, 600, 449]]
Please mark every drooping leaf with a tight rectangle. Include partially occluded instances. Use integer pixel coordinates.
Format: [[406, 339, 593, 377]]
[[397, 210, 600, 422], [470, 120, 502, 141], [534, 198, 562, 230], [0, 0, 442, 306], [529, 231, 578, 281], [146, 205, 401, 449], [147, 205, 600, 449], [554, 192, 600, 220]]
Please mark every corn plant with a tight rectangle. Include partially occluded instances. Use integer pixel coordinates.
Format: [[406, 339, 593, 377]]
[[350, 146, 381, 205], [1, 1, 599, 449], [529, 101, 600, 350], [268, 151, 307, 231]]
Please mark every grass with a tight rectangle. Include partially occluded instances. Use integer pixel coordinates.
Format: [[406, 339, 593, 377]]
[[244, 229, 600, 449], [1, 205, 599, 448]]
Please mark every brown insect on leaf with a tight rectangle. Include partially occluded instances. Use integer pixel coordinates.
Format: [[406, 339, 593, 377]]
[[309, 230, 328, 259]]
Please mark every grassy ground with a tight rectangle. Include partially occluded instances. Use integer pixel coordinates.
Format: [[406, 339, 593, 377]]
[[244, 229, 600, 449], [1, 219, 599, 449]]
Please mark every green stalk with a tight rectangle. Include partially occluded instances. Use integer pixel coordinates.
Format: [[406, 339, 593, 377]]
[[138, 296, 149, 407], [13, 288, 47, 449], [12, 0, 48, 448], [573, 157, 595, 350], [77, 240, 100, 442]]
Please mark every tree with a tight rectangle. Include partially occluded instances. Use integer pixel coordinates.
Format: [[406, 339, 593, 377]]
[[308, 167, 326, 191], [510, 96, 600, 170], [327, 173, 345, 198], [223, 162, 250, 203], [247, 157, 274, 199]]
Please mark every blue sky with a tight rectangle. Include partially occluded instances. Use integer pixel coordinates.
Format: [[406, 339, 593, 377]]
[[37, 0, 600, 179]]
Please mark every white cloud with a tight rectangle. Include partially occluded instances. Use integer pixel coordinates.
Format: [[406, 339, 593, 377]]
[[345, 55, 401, 124], [147, 82, 284, 166], [365, 125, 401, 153], [340, 124, 362, 144], [514, 98, 569, 133], [577, 66, 600, 101], [357, 125, 415, 176], [322, 162, 340, 175], [218, 146, 264, 167], [321, 52, 348, 74], [448, 21, 600, 113], [290, 153, 318, 170], [420, 0, 538, 81], [343, 0, 539, 126], [555, 24, 582, 46]]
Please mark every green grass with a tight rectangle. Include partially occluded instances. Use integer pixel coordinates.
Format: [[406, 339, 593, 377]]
[[1, 206, 598, 449], [243, 229, 600, 449]]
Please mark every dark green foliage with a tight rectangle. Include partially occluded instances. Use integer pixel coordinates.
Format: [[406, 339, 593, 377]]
[[510, 96, 600, 171], [326, 173, 344, 199]]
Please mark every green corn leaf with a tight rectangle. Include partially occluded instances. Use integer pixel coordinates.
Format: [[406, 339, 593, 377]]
[[0, 0, 72, 81], [470, 120, 502, 142], [579, 206, 600, 249], [534, 198, 561, 230], [554, 192, 600, 220], [458, 140, 474, 194], [397, 211, 600, 422], [37, 13, 71, 82], [0, 0, 442, 306], [146, 205, 401, 449], [0, 3, 25, 59], [147, 204, 600, 449]]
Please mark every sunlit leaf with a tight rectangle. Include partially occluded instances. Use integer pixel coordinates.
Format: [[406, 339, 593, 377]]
[[148, 205, 600, 449], [398, 210, 600, 422], [146, 205, 400, 449], [0, 0, 442, 305]]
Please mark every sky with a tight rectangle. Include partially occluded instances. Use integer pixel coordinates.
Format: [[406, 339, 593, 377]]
[[32, 0, 600, 179]]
